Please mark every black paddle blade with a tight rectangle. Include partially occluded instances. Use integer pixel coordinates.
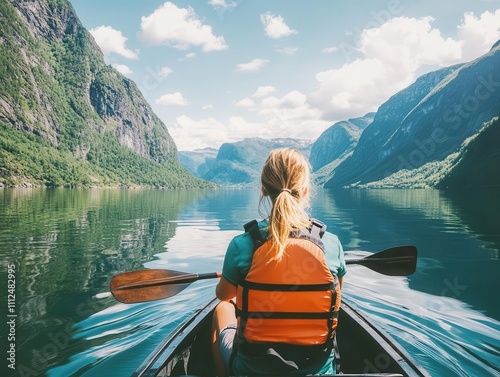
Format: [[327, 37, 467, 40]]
[[110, 269, 198, 304], [346, 245, 417, 276]]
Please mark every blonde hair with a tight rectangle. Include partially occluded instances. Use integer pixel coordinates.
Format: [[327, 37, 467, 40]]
[[260, 148, 312, 260]]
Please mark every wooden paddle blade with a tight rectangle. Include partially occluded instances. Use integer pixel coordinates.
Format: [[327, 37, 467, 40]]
[[110, 269, 199, 304], [347, 246, 417, 276], [112, 282, 192, 304]]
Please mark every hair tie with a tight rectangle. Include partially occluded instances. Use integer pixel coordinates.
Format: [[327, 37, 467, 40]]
[[281, 188, 292, 194]]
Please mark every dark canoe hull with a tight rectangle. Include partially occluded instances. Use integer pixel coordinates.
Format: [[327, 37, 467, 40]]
[[133, 297, 429, 377]]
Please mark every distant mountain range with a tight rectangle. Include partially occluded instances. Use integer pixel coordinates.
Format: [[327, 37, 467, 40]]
[[178, 148, 218, 178], [181, 42, 500, 189], [180, 138, 312, 186]]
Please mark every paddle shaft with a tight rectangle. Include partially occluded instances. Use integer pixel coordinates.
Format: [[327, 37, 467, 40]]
[[110, 246, 417, 303]]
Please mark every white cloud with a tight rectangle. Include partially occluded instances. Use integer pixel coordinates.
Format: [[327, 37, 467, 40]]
[[253, 86, 276, 97], [275, 46, 298, 55], [170, 115, 228, 150], [310, 15, 484, 120], [322, 47, 338, 53], [159, 66, 173, 78], [155, 92, 189, 106], [208, 0, 238, 9], [111, 63, 133, 76], [170, 114, 271, 150], [139, 2, 228, 52], [360, 17, 462, 68], [170, 90, 329, 150], [311, 12, 500, 121], [458, 10, 500, 61], [234, 98, 255, 108], [235, 58, 269, 72], [227, 116, 271, 139], [202, 104, 214, 110], [259, 91, 322, 120], [90, 26, 138, 59], [255, 90, 330, 140], [260, 12, 297, 39], [179, 52, 197, 61]]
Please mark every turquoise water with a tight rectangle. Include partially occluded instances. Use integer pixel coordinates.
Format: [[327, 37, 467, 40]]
[[0, 188, 499, 376]]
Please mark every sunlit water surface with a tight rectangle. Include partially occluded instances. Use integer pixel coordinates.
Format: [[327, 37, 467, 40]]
[[0, 188, 498, 377]]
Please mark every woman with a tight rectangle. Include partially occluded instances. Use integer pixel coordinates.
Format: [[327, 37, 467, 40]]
[[212, 148, 346, 376]]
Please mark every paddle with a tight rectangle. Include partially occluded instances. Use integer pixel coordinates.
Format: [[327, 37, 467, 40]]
[[345, 245, 417, 276], [110, 270, 221, 304], [110, 246, 417, 304]]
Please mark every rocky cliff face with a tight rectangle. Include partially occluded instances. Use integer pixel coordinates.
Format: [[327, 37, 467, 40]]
[[326, 42, 500, 188], [13, 0, 79, 44], [0, 0, 196, 187], [89, 66, 175, 163]]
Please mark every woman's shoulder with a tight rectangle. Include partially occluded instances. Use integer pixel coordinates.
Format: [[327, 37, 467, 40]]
[[321, 231, 344, 255], [224, 220, 268, 278], [322, 231, 341, 244]]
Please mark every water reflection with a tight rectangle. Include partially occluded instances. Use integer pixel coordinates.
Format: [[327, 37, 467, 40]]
[[1, 187, 499, 376], [0, 188, 212, 375], [48, 221, 235, 377], [314, 188, 500, 320], [342, 266, 500, 376]]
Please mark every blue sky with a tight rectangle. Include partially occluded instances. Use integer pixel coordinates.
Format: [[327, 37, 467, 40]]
[[68, 0, 500, 151]]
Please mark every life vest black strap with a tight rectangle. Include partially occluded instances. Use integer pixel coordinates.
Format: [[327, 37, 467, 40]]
[[236, 308, 339, 320], [243, 219, 265, 250], [240, 280, 335, 292]]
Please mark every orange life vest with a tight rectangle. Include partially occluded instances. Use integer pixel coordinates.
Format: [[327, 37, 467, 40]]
[[235, 219, 341, 351]]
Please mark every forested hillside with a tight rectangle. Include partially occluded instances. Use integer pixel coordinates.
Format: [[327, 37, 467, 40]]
[[0, 0, 211, 188]]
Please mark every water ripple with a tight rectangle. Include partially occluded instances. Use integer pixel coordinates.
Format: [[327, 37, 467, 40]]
[[343, 265, 500, 377]]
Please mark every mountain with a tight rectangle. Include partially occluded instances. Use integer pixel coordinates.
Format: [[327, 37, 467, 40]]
[[309, 113, 374, 185], [358, 117, 500, 188], [0, 0, 210, 188], [438, 117, 500, 188], [325, 42, 500, 188], [199, 138, 313, 186], [309, 113, 374, 171], [178, 148, 218, 177]]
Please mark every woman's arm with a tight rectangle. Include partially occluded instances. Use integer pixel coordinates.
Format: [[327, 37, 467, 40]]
[[216, 275, 237, 301]]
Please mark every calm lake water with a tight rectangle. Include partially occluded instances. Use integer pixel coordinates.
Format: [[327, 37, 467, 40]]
[[1, 188, 499, 377]]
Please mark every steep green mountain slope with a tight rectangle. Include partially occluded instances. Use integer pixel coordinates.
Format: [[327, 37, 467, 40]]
[[357, 117, 499, 188], [309, 113, 374, 185], [438, 117, 500, 188], [0, 0, 210, 187], [325, 42, 500, 188]]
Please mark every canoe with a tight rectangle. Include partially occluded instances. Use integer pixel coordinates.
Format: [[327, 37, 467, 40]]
[[132, 297, 430, 377]]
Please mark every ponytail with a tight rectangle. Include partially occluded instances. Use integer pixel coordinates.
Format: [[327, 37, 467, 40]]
[[260, 149, 312, 260]]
